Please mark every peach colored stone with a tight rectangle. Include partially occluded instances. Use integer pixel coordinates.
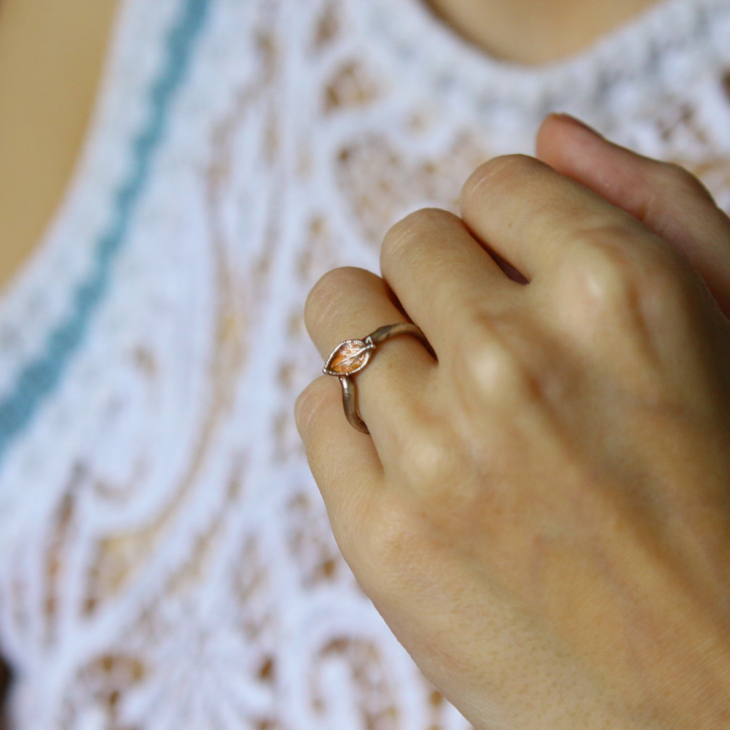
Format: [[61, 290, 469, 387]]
[[324, 340, 374, 375]]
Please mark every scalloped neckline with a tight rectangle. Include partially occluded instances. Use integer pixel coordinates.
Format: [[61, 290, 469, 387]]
[[357, 0, 725, 113]]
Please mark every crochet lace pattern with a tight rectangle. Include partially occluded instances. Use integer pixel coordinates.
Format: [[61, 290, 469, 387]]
[[1, 0, 730, 726]]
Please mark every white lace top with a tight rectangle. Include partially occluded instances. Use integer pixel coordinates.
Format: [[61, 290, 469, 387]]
[[2, 0, 730, 726]]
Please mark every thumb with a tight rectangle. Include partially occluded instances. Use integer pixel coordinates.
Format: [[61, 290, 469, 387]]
[[536, 113, 730, 318]]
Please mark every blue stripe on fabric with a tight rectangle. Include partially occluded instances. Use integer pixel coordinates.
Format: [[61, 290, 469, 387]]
[[0, 0, 212, 464]]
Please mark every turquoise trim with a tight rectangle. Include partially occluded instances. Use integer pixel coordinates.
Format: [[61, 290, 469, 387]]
[[0, 0, 212, 463]]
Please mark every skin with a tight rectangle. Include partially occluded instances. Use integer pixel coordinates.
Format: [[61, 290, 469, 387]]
[[0, 0, 119, 291], [296, 114, 730, 729], [425, 0, 661, 65]]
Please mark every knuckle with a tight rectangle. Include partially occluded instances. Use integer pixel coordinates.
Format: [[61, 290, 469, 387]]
[[561, 226, 691, 316], [553, 228, 698, 353], [381, 208, 456, 268], [460, 154, 538, 209], [558, 224, 649, 303], [305, 266, 362, 331], [566, 240, 636, 308], [658, 161, 712, 200], [451, 312, 535, 407], [395, 424, 458, 493]]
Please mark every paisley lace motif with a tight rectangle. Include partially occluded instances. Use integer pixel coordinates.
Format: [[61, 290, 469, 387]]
[[2, 0, 730, 726]]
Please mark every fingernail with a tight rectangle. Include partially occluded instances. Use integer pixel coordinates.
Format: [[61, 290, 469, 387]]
[[551, 112, 605, 139]]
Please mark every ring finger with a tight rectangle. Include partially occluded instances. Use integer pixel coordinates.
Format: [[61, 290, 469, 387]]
[[304, 266, 438, 459]]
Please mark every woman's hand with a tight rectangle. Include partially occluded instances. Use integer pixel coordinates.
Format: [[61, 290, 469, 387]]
[[295, 114, 730, 730]]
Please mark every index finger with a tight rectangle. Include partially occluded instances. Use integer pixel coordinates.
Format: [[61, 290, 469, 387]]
[[459, 154, 678, 285]]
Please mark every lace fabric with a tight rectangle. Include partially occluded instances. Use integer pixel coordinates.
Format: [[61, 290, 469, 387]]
[[1, 0, 730, 726]]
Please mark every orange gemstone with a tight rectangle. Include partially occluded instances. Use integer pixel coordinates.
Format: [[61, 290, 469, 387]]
[[324, 340, 374, 376]]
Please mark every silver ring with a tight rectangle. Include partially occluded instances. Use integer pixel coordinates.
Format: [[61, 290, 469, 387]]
[[322, 323, 432, 434]]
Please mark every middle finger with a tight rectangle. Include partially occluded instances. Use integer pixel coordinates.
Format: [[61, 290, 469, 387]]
[[380, 208, 525, 358]]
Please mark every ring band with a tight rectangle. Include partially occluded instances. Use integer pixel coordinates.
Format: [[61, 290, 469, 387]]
[[322, 323, 432, 434]]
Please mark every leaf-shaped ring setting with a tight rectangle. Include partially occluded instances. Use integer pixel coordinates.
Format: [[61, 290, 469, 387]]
[[322, 338, 376, 377], [320, 323, 434, 434]]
